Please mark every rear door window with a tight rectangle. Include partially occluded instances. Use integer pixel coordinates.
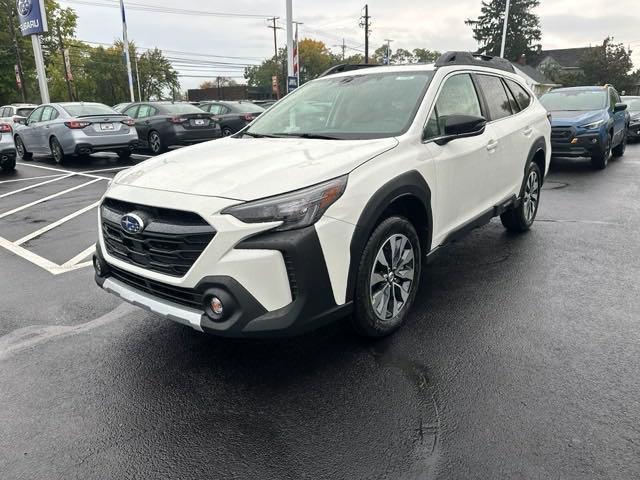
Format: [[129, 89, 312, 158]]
[[124, 105, 139, 118], [505, 79, 532, 110], [424, 73, 482, 140], [476, 74, 513, 121], [40, 106, 57, 122], [28, 107, 44, 123], [137, 105, 152, 118]]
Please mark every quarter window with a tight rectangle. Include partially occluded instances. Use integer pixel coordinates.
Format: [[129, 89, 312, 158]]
[[424, 73, 482, 140], [476, 74, 513, 120], [505, 79, 532, 110]]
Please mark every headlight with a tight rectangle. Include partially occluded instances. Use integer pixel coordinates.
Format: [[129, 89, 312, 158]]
[[580, 119, 605, 130], [222, 176, 348, 232]]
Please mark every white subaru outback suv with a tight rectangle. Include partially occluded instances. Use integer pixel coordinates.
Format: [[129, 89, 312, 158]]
[[94, 52, 551, 338]]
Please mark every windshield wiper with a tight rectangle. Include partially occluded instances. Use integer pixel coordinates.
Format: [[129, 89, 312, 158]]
[[272, 133, 343, 140], [241, 131, 280, 138]]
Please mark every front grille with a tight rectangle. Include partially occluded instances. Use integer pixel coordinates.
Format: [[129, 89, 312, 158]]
[[551, 127, 574, 142], [101, 198, 216, 277], [282, 252, 298, 300], [109, 265, 204, 310]]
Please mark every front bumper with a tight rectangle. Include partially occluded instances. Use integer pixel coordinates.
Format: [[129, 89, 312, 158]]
[[551, 132, 604, 158], [95, 226, 352, 337], [628, 124, 640, 139]]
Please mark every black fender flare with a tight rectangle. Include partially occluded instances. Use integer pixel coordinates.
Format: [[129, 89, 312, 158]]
[[345, 170, 433, 303], [526, 136, 547, 180]]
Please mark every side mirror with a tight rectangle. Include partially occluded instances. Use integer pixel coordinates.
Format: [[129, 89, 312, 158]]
[[614, 103, 627, 112], [14, 116, 26, 125], [434, 115, 487, 146]]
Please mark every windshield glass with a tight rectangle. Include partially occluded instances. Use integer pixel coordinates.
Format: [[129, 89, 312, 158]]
[[539, 90, 607, 111], [63, 103, 120, 117], [245, 71, 434, 140], [622, 98, 640, 112], [161, 104, 204, 114]]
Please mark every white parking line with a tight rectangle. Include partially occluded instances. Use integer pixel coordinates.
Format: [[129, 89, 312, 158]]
[[16, 163, 112, 181], [0, 174, 75, 199], [0, 236, 60, 273], [0, 173, 67, 185], [61, 244, 96, 267], [14, 201, 100, 246], [0, 179, 101, 219], [81, 166, 131, 174]]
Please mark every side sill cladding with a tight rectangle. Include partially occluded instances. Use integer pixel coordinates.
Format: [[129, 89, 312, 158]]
[[345, 170, 433, 303]]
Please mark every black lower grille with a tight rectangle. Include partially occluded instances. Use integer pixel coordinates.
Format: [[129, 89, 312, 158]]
[[551, 127, 574, 143], [282, 252, 298, 300], [109, 265, 204, 310], [101, 198, 216, 277]]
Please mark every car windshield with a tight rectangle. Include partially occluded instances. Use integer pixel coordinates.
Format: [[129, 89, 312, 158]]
[[245, 71, 434, 140], [16, 107, 34, 117], [623, 98, 640, 112], [539, 90, 607, 111], [161, 104, 204, 114], [63, 103, 121, 117], [232, 102, 265, 113]]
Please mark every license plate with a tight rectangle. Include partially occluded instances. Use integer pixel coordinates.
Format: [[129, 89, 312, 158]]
[[194, 119, 205, 126], [100, 123, 115, 131]]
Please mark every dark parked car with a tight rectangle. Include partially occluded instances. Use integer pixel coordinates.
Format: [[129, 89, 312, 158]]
[[123, 102, 221, 154], [621, 96, 640, 141], [539, 85, 629, 170], [198, 101, 265, 136]]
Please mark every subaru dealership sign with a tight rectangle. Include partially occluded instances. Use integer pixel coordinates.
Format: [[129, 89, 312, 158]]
[[16, 0, 48, 36]]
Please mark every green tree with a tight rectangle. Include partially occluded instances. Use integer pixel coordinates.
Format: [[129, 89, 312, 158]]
[[579, 38, 634, 91], [465, 0, 542, 61], [199, 77, 237, 89], [391, 48, 414, 64], [412, 48, 441, 63]]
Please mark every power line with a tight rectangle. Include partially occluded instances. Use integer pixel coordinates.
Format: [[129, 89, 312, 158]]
[[60, 0, 274, 19]]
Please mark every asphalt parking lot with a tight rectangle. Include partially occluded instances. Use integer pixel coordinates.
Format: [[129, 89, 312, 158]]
[[1, 146, 640, 479]]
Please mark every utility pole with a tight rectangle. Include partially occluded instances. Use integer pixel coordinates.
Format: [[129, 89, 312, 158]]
[[120, 0, 135, 102], [7, 5, 27, 101], [267, 17, 283, 99], [134, 50, 142, 101], [384, 38, 393, 64], [499, 0, 511, 58], [56, 24, 74, 101], [285, 0, 294, 92], [360, 5, 371, 64], [333, 39, 346, 61]]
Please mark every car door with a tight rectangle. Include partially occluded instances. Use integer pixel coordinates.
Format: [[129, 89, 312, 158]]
[[123, 104, 141, 141], [424, 72, 496, 238], [21, 106, 45, 152], [610, 88, 626, 144], [135, 104, 154, 144], [474, 73, 521, 204], [38, 106, 60, 148]]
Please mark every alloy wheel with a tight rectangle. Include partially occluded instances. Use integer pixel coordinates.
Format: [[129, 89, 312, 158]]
[[150, 133, 161, 153], [15, 137, 25, 156], [51, 139, 63, 163], [523, 169, 540, 223], [369, 234, 415, 321]]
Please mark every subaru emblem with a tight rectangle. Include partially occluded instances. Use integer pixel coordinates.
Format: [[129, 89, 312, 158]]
[[121, 213, 144, 234]]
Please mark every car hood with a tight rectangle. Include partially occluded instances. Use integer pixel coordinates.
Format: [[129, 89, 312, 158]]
[[115, 136, 399, 200], [548, 110, 605, 127]]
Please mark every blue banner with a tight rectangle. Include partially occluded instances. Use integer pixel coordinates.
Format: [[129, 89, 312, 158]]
[[16, 0, 48, 36]]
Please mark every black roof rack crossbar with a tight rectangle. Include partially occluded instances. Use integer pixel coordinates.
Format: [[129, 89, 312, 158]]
[[434, 51, 515, 73], [319, 63, 378, 77]]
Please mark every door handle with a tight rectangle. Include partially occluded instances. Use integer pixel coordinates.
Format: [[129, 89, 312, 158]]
[[523, 127, 533, 136], [144, 120, 151, 125], [486, 140, 499, 151]]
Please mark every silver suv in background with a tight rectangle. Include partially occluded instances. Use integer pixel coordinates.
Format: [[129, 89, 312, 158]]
[[14, 102, 139, 164], [0, 104, 37, 128]]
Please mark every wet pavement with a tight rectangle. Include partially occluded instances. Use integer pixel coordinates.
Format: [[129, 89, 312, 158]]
[[1, 147, 639, 479]]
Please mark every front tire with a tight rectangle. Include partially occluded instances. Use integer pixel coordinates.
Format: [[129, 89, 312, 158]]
[[501, 162, 542, 232], [14, 135, 32, 160], [50, 137, 66, 165], [591, 133, 611, 170], [117, 149, 132, 160], [352, 216, 422, 338], [221, 126, 234, 137], [612, 130, 627, 157]]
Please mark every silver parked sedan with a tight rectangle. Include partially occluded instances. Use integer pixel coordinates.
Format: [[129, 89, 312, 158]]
[[13, 102, 139, 164]]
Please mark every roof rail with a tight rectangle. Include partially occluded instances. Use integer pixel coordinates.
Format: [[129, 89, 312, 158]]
[[319, 63, 378, 77], [434, 51, 515, 73]]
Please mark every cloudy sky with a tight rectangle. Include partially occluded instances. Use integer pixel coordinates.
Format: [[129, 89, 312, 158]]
[[59, 0, 640, 90]]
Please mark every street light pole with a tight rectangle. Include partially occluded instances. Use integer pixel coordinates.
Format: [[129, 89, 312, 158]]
[[120, 0, 135, 102], [286, 0, 294, 91], [499, 0, 511, 58]]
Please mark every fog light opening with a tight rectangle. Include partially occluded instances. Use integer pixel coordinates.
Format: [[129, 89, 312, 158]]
[[210, 297, 224, 316], [93, 255, 105, 276]]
